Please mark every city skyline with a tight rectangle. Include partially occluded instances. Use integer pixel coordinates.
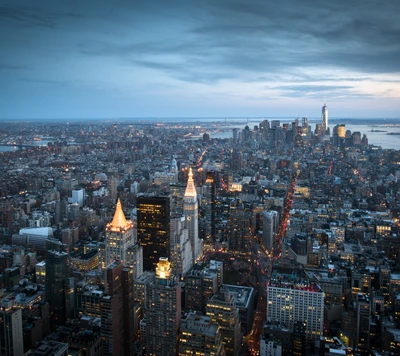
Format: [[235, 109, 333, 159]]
[[1, 110, 400, 354], [0, 0, 399, 119]]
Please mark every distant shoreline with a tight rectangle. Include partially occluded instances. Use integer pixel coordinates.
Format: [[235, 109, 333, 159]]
[[0, 117, 399, 125]]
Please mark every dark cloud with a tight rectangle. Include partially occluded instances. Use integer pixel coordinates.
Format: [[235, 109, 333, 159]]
[[74, 0, 400, 86], [0, 0, 399, 118], [192, 0, 400, 75], [0, 4, 85, 31], [0, 6, 55, 28], [269, 84, 374, 100]]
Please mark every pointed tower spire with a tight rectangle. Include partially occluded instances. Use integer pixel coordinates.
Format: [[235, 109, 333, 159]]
[[110, 198, 128, 228], [184, 168, 197, 198]]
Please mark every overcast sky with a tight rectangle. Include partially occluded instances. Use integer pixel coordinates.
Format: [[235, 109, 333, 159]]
[[1, 0, 399, 119]]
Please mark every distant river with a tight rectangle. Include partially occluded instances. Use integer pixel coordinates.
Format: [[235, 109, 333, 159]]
[[0, 146, 18, 152], [0, 140, 53, 153]]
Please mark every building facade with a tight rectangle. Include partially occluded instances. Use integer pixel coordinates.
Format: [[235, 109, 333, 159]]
[[143, 258, 181, 355], [322, 103, 328, 134], [206, 290, 242, 356], [179, 312, 226, 356], [0, 307, 24, 356], [137, 195, 171, 271], [169, 214, 192, 277], [184, 168, 202, 264], [45, 250, 70, 331], [105, 199, 140, 271], [266, 282, 324, 341], [262, 210, 279, 251]]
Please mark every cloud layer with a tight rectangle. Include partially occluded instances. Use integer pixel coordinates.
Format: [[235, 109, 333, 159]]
[[0, 0, 399, 119]]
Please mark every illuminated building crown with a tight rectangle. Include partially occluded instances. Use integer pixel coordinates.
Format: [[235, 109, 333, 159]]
[[107, 198, 132, 231], [184, 168, 197, 198], [156, 257, 171, 279]]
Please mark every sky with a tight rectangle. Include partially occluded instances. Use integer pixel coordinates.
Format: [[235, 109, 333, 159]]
[[0, 0, 399, 120]]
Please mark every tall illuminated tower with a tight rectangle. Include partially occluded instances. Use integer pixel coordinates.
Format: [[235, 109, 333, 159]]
[[144, 258, 181, 355], [105, 199, 135, 267], [322, 102, 328, 134], [203, 171, 216, 243], [184, 168, 202, 264]]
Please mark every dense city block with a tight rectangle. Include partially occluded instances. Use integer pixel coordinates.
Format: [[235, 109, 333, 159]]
[[1, 110, 400, 355]]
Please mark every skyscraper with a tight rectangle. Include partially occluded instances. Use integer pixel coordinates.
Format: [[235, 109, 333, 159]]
[[226, 209, 249, 253], [337, 124, 346, 138], [201, 171, 216, 245], [232, 128, 240, 142], [262, 210, 279, 251], [71, 188, 85, 207], [178, 311, 226, 356], [171, 158, 178, 182], [45, 250, 70, 331], [301, 117, 309, 136], [99, 262, 138, 356], [144, 258, 181, 356], [0, 307, 23, 356], [108, 176, 119, 200], [102, 261, 124, 356], [121, 267, 136, 356], [322, 102, 328, 134], [266, 281, 324, 341], [332, 124, 346, 146], [184, 168, 202, 264], [104, 199, 143, 278], [184, 264, 219, 313], [137, 195, 171, 271], [356, 296, 370, 351], [206, 290, 242, 356], [230, 149, 243, 171], [105, 199, 136, 268], [259, 120, 270, 140], [169, 214, 192, 277]]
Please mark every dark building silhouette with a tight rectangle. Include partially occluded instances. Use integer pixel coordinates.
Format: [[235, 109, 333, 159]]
[[102, 261, 123, 356], [204, 171, 216, 242], [179, 311, 226, 356], [206, 290, 242, 356], [45, 250, 70, 331], [184, 265, 218, 313], [137, 195, 171, 271], [0, 308, 23, 356], [122, 267, 136, 356], [230, 149, 243, 172], [292, 321, 307, 356], [228, 210, 250, 253]]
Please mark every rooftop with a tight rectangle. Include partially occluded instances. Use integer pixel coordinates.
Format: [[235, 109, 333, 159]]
[[222, 284, 254, 308], [106, 198, 133, 232], [19, 227, 53, 237], [268, 280, 323, 293]]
